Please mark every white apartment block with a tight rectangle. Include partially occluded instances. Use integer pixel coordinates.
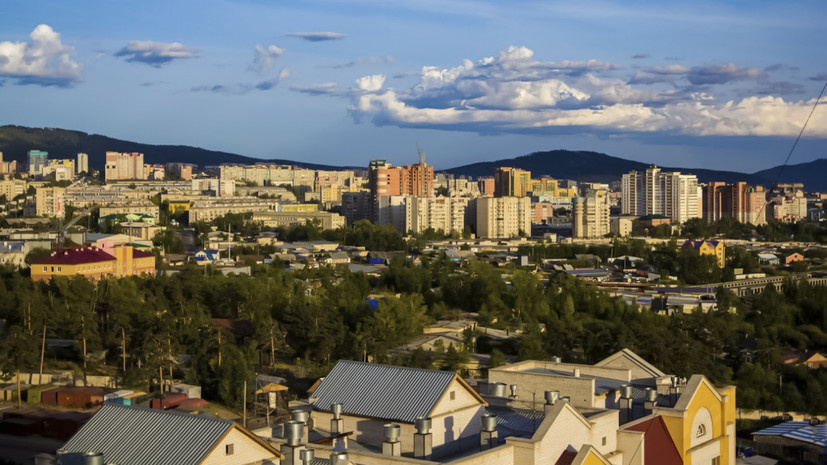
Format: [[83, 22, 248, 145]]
[[573, 189, 610, 238], [476, 196, 531, 239], [77, 153, 89, 175], [622, 166, 700, 223], [376, 195, 413, 234], [409, 196, 470, 235]]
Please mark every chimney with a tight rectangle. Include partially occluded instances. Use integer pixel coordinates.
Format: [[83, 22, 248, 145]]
[[544, 390, 559, 415], [291, 409, 310, 444], [573, 368, 581, 377], [299, 448, 315, 465], [619, 385, 633, 424], [382, 424, 401, 456], [480, 414, 498, 450], [330, 450, 350, 465], [414, 416, 433, 460], [330, 403, 344, 434], [644, 388, 657, 414], [82, 452, 104, 465], [509, 384, 517, 398], [281, 420, 305, 465]]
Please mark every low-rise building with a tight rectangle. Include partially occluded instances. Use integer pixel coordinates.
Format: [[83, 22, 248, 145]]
[[30, 245, 155, 281], [683, 239, 726, 268], [251, 211, 345, 230]]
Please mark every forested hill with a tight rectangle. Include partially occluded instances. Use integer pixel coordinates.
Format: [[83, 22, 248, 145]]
[[0, 126, 352, 172], [442, 149, 773, 186]]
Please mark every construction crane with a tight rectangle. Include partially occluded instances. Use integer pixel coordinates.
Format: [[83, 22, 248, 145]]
[[416, 142, 425, 165], [55, 208, 91, 245]]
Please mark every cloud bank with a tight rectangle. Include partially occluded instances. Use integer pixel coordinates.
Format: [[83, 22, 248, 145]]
[[0, 25, 81, 86], [116, 40, 197, 67], [333, 46, 827, 138], [286, 32, 345, 42]]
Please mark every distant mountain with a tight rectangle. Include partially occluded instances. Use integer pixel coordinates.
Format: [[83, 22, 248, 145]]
[[442, 149, 771, 186], [0, 125, 353, 172], [751, 159, 827, 191]]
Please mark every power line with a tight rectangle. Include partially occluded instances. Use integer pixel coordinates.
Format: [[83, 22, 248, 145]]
[[758, 79, 827, 220]]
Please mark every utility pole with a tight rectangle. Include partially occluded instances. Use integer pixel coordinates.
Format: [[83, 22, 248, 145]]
[[122, 328, 127, 373], [243, 380, 247, 428], [218, 331, 222, 367], [39, 325, 46, 384]]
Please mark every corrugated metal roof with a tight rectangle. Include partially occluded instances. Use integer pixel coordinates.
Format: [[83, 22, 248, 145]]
[[753, 421, 827, 447], [61, 404, 235, 465], [310, 360, 457, 423], [486, 405, 544, 437]]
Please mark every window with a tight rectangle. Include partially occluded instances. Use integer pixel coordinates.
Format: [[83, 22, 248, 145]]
[[696, 424, 706, 438], [57, 267, 61, 272], [711, 457, 719, 465], [225, 444, 234, 455], [450, 391, 456, 400], [602, 436, 607, 446], [43, 266, 47, 272]]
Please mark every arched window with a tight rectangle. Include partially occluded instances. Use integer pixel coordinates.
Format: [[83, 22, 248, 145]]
[[696, 424, 706, 438]]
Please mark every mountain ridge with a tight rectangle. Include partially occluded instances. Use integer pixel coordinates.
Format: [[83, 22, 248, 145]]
[[1, 125, 823, 190]]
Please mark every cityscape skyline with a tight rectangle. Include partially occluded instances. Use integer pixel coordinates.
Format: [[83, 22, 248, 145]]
[[1, 0, 826, 172]]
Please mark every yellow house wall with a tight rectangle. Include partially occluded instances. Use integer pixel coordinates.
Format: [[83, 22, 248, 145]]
[[660, 381, 734, 465], [201, 427, 279, 465]]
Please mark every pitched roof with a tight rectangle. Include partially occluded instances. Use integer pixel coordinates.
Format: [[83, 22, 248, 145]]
[[625, 416, 682, 465], [33, 247, 115, 265], [61, 404, 281, 464], [310, 360, 484, 423], [595, 348, 665, 379]]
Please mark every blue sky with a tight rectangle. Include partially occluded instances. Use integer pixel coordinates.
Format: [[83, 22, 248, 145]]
[[1, 0, 825, 172]]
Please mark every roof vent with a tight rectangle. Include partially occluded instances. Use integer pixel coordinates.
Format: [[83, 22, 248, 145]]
[[621, 385, 633, 399], [300, 448, 315, 465], [384, 423, 401, 443], [645, 388, 657, 402], [285, 421, 304, 446], [552, 356, 562, 363], [509, 384, 517, 398], [331, 403, 343, 419], [481, 414, 497, 432], [330, 451, 349, 465], [544, 390, 559, 405], [83, 452, 104, 465], [491, 382, 506, 397], [415, 416, 432, 434], [291, 409, 309, 423], [573, 368, 581, 377]]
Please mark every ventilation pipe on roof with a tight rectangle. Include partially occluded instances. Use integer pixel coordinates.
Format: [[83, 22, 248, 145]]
[[291, 409, 310, 444], [491, 382, 506, 397], [82, 452, 104, 465], [299, 448, 315, 465], [619, 385, 634, 424], [509, 384, 517, 398], [282, 420, 305, 465], [330, 451, 349, 465], [573, 368, 581, 377], [414, 417, 433, 460], [644, 388, 657, 414], [480, 414, 498, 450], [330, 403, 344, 434], [552, 355, 562, 363], [544, 390, 559, 416], [382, 424, 401, 456], [559, 396, 571, 403]]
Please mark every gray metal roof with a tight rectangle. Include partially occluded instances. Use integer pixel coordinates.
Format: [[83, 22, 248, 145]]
[[61, 404, 236, 465], [310, 360, 459, 423]]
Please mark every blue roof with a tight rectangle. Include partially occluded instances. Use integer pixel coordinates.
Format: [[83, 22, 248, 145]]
[[193, 249, 220, 261], [753, 421, 827, 447]]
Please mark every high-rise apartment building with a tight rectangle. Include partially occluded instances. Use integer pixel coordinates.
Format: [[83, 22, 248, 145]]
[[573, 189, 610, 238], [494, 167, 531, 197], [76, 153, 89, 175], [476, 196, 531, 239], [35, 186, 65, 217], [702, 182, 767, 225], [105, 152, 146, 181], [767, 183, 807, 223], [27, 150, 48, 175], [368, 156, 434, 221], [478, 177, 495, 196], [621, 166, 699, 224]]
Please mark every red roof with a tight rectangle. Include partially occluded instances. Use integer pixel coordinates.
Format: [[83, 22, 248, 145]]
[[33, 248, 115, 265], [554, 449, 577, 465], [133, 249, 154, 258], [626, 416, 682, 465]]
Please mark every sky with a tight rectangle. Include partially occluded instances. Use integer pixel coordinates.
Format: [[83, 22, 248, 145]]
[[1, 0, 826, 172]]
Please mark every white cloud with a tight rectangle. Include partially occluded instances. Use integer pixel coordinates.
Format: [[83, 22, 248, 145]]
[[250, 44, 284, 75], [116, 40, 197, 67], [339, 46, 827, 138], [0, 24, 81, 86], [355, 74, 385, 92]]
